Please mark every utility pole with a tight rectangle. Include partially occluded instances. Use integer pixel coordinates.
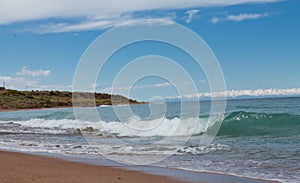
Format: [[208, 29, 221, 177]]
[[3, 81, 5, 88]]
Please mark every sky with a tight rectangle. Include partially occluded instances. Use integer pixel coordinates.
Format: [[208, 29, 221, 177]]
[[0, 0, 299, 101]]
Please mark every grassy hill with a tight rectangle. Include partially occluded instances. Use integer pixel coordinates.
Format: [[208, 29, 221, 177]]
[[0, 89, 143, 111]]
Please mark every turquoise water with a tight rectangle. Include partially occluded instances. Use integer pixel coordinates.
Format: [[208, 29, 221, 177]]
[[0, 97, 299, 182]]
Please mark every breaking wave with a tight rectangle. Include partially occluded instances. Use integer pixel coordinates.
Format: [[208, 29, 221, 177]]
[[1, 111, 299, 137]]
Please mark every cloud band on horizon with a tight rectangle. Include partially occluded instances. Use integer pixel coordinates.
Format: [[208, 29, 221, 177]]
[[168, 88, 300, 99]]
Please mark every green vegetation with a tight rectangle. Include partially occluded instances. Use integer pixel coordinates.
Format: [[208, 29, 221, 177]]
[[0, 89, 143, 111]]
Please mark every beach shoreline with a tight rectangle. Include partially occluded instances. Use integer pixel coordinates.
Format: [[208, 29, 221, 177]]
[[0, 103, 141, 113], [0, 106, 74, 112]]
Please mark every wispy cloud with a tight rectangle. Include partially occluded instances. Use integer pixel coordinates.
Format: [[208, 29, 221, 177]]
[[101, 82, 172, 93], [0, 75, 71, 91], [227, 13, 269, 22], [199, 80, 208, 83], [33, 17, 174, 33], [0, 76, 38, 89], [0, 0, 279, 32], [210, 17, 221, 24], [185, 9, 200, 23], [211, 12, 269, 24], [168, 88, 300, 99], [147, 82, 172, 88], [16, 66, 51, 77], [0, 66, 71, 91]]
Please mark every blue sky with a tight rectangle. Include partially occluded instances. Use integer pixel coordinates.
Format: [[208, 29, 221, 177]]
[[0, 0, 299, 101]]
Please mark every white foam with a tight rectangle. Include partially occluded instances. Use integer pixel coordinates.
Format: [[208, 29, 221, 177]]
[[0, 117, 208, 137]]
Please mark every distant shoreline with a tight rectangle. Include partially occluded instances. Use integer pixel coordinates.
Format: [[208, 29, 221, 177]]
[[0, 88, 145, 112], [0, 103, 145, 112], [0, 106, 74, 112]]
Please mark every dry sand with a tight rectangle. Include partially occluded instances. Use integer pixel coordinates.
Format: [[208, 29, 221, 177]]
[[0, 151, 191, 183]]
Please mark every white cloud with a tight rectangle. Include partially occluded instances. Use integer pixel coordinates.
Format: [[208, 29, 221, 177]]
[[0, 67, 70, 91], [185, 9, 200, 23], [16, 66, 51, 77], [210, 13, 269, 24], [91, 83, 99, 89], [168, 88, 300, 99], [148, 82, 172, 88], [0, 76, 38, 90], [199, 80, 208, 83], [210, 17, 220, 24], [0, 76, 71, 91], [227, 13, 268, 22], [210, 12, 269, 24], [0, 0, 278, 32], [38, 84, 72, 91], [101, 82, 172, 93], [34, 17, 174, 33]]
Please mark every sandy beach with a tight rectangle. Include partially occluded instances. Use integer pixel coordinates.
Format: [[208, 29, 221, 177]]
[[0, 151, 191, 183], [0, 0, 298, 182]]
